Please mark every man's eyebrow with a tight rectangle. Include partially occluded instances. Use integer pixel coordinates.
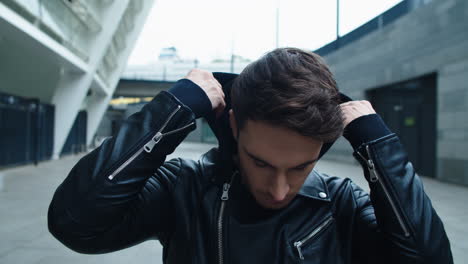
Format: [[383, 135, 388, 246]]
[[293, 159, 319, 168], [244, 148, 274, 167], [243, 147, 319, 169]]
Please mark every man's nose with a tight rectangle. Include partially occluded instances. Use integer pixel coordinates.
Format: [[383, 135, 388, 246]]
[[269, 173, 290, 202]]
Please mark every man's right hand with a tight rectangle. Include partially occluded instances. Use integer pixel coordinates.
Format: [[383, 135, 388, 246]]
[[184, 69, 226, 117]]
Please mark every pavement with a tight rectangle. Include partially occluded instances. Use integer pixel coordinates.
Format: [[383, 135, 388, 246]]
[[0, 142, 466, 263]]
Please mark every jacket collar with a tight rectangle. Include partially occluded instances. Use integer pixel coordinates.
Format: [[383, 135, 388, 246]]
[[297, 169, 331, 202], [202, 148, 331, 202]]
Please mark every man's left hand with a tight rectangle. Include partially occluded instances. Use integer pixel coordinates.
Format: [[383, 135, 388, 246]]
[[340, 100, 377, 127]]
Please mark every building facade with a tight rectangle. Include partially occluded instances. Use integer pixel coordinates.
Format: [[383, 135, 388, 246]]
[[317, 0, 468, 185]]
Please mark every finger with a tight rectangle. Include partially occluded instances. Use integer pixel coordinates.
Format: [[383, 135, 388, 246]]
[[214, 81, 225, 98], [217, 84, 225, 98], [215, 103, 226, 118], [220, 97, 227, 109], [213, 77, 222, 88], [339, 101, 354, 106], [218, 98, 227, 114], [339, 104, 353, 109], [220, 89, 225, 99], [363, 100, 375, 109], [341, 103, 360, 108]]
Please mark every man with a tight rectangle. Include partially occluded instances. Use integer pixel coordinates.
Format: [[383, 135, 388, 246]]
[[48, 48, 452, 263]]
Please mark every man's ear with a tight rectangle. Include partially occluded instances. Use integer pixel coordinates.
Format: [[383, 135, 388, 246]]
[[229, 109, 238, 140]]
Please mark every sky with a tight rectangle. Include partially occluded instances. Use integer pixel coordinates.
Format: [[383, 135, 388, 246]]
[[127, 0, 402, 66]]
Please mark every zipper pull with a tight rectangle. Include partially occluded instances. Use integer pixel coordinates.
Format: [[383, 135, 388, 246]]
[[293, 241, 304, 260], [144, 132, 163, 153], [356, 145, 379, 182], [221, 183, 231, 201], [220, 171, 237, 200], [365, 145, 379, 182], [367, 159, 379, 182]]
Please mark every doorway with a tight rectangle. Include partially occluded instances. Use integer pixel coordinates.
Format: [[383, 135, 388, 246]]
[[367, 73, 437, 178]]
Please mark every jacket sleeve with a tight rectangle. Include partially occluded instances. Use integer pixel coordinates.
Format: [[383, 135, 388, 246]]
[[47, 91, 196, 254], [351, 133, 453, 263]]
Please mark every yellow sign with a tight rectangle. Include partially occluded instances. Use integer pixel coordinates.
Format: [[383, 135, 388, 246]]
[[110, 97, 153, 105]]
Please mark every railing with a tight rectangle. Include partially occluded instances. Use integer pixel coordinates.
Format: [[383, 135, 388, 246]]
[[1, 0, 104, 62]]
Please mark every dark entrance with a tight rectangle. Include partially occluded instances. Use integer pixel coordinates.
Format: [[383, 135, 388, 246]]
[[61, 110, 87, 156], [0, 92, 55, 168], [367, 73, 437, 178]]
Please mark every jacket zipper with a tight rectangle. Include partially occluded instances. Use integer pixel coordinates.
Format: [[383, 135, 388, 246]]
[[217, 171, 237, 264], [293, 216, 334, 260], [356, 144, 410, 237], [108, 105, 194, 180]]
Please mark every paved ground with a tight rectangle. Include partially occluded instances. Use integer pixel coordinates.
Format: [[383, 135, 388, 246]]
[[0, 142, 466, 263]]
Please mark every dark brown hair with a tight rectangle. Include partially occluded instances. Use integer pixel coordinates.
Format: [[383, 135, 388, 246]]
[[231, 47, 344, 143]]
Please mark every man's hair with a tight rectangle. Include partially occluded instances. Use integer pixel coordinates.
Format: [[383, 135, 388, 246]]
[[231, 47, 344, 143]]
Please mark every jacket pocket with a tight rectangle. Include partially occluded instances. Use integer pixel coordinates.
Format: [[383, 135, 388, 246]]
[[292, 215, 334, 261]]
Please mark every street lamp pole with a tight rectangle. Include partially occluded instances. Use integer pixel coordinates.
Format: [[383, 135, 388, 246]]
[[230, 36, 235, 73], [336, 0, 340, 40], [276, 6, 279, 48]]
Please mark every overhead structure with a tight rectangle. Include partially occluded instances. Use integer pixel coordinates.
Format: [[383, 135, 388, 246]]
[[0, 0, 155, 158]]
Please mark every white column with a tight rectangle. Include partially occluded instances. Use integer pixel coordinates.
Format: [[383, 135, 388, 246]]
[[51, 0, 132, 158], [86, 0, 156, 147]]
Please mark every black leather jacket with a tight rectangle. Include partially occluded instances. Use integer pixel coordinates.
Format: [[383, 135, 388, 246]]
[[48, 76, 452, 263]]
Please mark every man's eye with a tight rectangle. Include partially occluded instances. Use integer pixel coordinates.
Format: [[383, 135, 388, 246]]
[[293, 165, 308, 171], [254, 160, 269, 168]]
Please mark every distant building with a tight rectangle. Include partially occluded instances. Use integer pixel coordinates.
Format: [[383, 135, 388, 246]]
[[158, 47, 180, 61], [123, 54, 251, 82]]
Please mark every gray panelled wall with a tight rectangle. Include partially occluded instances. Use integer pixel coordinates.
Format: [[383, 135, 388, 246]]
[[322, 0, 468, 185]]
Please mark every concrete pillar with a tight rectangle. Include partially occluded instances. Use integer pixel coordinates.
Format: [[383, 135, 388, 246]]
[[85, 0, 156, 147], [50, 0, 139, 158]]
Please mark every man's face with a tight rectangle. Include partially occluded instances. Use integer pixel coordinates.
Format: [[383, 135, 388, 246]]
[[230, 112, 323, 209]]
